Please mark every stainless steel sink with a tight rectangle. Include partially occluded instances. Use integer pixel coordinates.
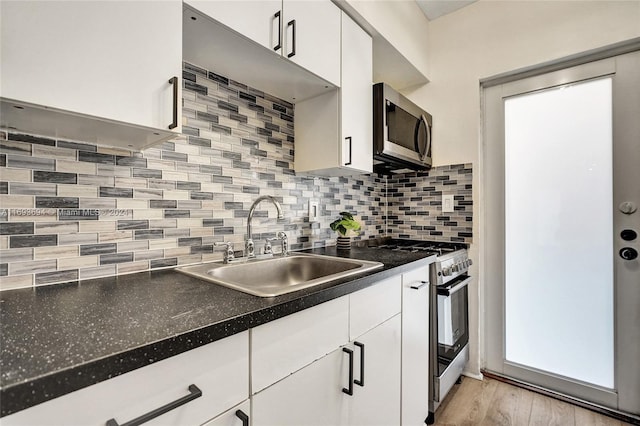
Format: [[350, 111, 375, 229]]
[[177, 253, 383, 297]]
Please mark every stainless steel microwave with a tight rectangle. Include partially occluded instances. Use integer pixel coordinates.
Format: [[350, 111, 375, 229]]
[[373, 82, 432, 173]]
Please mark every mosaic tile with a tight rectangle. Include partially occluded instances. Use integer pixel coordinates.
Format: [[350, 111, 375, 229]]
[[0, 61, 472, 288], [10, 235, 57, 248], [7, 155, 55, 171]]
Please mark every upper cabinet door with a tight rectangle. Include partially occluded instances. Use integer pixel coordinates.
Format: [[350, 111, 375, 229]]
[[189, 0, 340, 87], [340, 12, 373, 173], [0, 0, 182, 135], [283, 0, 341, 87], [186, 1, 281, 52]]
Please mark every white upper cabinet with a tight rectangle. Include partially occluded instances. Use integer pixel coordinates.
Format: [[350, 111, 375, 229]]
[[0, 0, 182, 149], [186, 0, 340, 88], [282, 1, 341, 87], [187, 1, 281, 51], [295, 12, 373, 176]]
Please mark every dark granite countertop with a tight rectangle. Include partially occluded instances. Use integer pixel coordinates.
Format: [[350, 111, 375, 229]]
[[0, 246, 435, 417]]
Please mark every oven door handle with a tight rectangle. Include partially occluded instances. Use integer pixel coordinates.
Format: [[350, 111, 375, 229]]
[[437, 276, 472, 297]]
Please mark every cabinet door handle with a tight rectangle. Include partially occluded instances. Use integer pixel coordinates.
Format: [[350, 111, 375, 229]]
[[354, 341, 365, 387], [344, 136, 352, 166], [235, 409, 249, 426], [287, 19, 296, 58], [273, 11, 282, 51], [410, 280, 429, 290], [342, 347, 354, 396], [168, 76, 178, 130], [106, 384, 202, 426]]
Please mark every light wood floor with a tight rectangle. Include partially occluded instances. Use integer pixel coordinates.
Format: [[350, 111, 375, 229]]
[[433, 376, 634, 426]]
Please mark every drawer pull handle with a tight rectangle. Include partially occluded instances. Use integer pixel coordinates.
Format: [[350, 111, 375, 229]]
[[235, 409, 249, 426], [342, 347, 354, 396], [410, 280, 429, 290], [354, 341, 365, 387], [168, 76, 179, 130], [106, 384, 202, 426]]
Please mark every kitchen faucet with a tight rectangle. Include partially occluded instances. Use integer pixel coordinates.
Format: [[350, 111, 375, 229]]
[[246, 195, 284, 259]]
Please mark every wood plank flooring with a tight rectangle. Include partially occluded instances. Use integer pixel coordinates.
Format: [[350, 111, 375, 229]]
[[433, 377, 634, 426]]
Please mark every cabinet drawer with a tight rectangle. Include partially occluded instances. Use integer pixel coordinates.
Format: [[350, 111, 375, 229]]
[[2, 331, 249, 426], [251, 296, 349, 393], [202, 400, 250, 426], [350, 275, 401, 340]]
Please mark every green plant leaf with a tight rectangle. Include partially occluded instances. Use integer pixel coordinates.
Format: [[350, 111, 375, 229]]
[[329, 212, 361, 236]]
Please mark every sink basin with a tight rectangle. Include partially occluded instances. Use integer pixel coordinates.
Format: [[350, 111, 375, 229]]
[[177, 253, 383, 297]]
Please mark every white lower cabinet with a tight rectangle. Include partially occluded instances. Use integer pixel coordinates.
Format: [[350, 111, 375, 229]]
[[401, 265, 432, 426], [251, 296, 350, 393], [251, 276, 402, 426], [350, 274, 402, 340], [202, 400, 250, 426], [1, 331, 249, 426], [251, 315, 402, 426], [5, 267, 429, 426], [252, 345, 350, 426], [347, 315, 402, 425]]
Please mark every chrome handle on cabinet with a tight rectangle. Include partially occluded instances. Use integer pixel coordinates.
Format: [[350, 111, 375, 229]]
[[287, 19, 296, 58], [342, 347, 354, 396], [106, 384, 202, 426], [354, 342, 365, 387], [344, 136, 352, 166], [168, 76, 178, 130], [235, 410, 249, 426], [410, 280, 429, 290], [273, 11, 282, 51]]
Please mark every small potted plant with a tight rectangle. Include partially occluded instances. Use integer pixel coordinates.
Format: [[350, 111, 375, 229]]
[[329, 211, 361, 250]]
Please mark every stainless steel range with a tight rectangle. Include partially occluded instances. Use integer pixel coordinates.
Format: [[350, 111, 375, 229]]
[[369, 239, 471, 424]]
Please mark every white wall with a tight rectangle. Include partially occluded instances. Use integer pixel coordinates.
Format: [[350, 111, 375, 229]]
[[407, 0, 640, 377], [344, 0, 431, 79]]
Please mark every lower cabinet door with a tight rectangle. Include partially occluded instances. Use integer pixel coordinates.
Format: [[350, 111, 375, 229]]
[[401, 266, 431, 426], [348, 315, 402, 426], [252, 346, 350, 426], [1, 332, 249, 426], [203, 400, 250, 426]]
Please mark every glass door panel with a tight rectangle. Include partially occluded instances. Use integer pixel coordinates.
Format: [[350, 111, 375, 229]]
[[503, 77, 614, 388]]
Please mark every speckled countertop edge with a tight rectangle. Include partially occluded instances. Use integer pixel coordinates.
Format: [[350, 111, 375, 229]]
[[0, 247, 435, 417]]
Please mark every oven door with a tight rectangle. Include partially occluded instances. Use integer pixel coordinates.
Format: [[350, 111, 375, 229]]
[[436, 275, 470, 376]]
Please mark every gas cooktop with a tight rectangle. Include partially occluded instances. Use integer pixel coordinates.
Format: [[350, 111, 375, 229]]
[[359, 238, 467, 256]]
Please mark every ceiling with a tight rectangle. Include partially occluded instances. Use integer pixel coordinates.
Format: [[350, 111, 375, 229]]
[[415, 0, 478, 21]]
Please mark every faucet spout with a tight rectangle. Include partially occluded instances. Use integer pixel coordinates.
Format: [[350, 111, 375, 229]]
[[246, 195, 283, 258]]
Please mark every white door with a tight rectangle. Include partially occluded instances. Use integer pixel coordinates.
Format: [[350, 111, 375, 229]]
[[340, 11, 373, 174], [0, 0, 182, 132], [401, 268, 430, 426], [347, 315, 402, 426], [185, 1, 281, 52], [282, 0, 341, 86], [483, 50, 640, 416], [251, 346, 350, 426]]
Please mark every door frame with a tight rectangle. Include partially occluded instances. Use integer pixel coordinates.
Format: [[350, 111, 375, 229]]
[[480, 44, 640, 416]]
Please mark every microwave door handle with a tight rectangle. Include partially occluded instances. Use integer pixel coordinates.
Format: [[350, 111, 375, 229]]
[[424, 114, 431, 159], [415, 115, 429, 160], [437, 276, 472, 297]]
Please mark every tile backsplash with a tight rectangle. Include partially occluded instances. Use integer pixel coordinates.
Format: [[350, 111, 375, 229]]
[[0, 62, 471, 290], [386, 165, 473, 241]]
